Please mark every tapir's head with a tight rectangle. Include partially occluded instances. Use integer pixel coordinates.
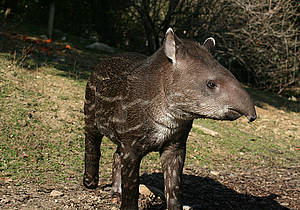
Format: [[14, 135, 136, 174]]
[[163, 28, 256, 122]]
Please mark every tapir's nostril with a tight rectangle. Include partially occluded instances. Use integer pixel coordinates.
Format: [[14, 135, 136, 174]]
[[247, 112, 257, 122], [248, 116, 256, 122]]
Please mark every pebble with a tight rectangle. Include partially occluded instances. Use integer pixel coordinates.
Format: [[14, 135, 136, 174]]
[[281, 202, 289, 206], [139, 184, 153, 196], [210, 170, 220, 176], [288, 96, 297, 101], [50, 190, 64, 197]]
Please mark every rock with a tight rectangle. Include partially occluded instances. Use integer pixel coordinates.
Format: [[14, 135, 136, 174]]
[[86, 42, 115, 53], [288, 96, 297, 101], [50, 190, 64, 197], [192, 124, 221, 137], [210, 170, 220, 176], [139, 184, 153, 196], [281, 202, 290, 206], [40, 35, 48, 40]]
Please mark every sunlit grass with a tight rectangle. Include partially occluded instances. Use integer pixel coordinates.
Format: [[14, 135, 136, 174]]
[[0, 51, 299, 188]]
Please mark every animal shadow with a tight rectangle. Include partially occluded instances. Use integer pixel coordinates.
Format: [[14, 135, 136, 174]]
[[140, 173, 288, 210]]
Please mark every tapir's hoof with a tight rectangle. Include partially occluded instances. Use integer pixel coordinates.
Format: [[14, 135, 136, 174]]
[[83, 174, 99, 189], [112, 192, 121, 204]]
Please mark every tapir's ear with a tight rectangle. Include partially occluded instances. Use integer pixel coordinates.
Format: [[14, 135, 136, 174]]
[[203, 37, 215, 51], [163, 28, 176, 63]]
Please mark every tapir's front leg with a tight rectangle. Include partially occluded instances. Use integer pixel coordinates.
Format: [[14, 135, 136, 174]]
[[160, 142, 187, 210], [120, 144, 142, 210]]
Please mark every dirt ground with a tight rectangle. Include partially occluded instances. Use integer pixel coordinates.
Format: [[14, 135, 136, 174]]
[[0, 27, 299, 210], [1, 165, 299, 209]]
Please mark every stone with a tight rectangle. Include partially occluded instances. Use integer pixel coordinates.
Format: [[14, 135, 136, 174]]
[[50, 190, 64, 197], [183, 205, 192, 210], [288, 96, 297, 101], [85, 42, 115, 53], [139, 184, 153, 196], [210, 170, 220, 176], [193, 124, 221, 137]]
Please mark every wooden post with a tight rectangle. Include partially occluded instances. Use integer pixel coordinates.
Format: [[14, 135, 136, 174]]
[[48, 1, 55, 39]]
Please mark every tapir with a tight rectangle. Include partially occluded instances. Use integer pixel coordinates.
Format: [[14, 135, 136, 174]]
[[83, 28, 257, 210]]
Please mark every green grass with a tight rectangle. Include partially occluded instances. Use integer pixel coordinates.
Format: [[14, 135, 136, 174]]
[[0, 53, 86, 184], [186, 117, 299, 170], [0, 30, 299, 187]]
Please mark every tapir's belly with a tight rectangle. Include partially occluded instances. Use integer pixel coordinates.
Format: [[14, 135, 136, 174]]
[[94, 97, 192, 151]]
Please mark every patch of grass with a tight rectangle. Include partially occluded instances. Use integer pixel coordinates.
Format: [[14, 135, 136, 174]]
[[0, 55, 86, 184], [185, 117, 299, 171], [0, 31, 299, 189]]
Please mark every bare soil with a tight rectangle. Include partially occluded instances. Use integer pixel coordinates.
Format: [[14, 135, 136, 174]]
[[1, 166, 299, 209]]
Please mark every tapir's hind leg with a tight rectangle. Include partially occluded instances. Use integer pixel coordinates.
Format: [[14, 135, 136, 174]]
[[83, 127, 102, 189], [112, 146, 121, 200], [83, 80, 102, 189]]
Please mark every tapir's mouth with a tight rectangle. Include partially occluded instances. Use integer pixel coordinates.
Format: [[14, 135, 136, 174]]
[[227, 108, 257, 122], [180, 107, 256, 122], [226, 108, 243, 121]]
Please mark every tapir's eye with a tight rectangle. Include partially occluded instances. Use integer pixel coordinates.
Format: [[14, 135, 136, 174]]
[[207, 80, 216, 89]]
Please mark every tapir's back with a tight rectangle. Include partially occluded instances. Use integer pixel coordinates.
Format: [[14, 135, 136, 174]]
[[92, 52, 147, 93], [84, 53, 147, 140]]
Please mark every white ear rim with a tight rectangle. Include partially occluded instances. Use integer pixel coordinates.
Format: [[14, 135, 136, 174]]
[[203, 37, 216, 50], [164, 28, 176, 63], [206, 37, 215, 46], [166, 28, 174, 35]]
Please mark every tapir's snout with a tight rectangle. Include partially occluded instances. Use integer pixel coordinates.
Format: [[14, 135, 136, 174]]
[[246, 107, 257, 122], [232, 86, 257, 123], [226, 101, 256, 122], [224, 78, 257, 123], [239, 89, 257, 123]]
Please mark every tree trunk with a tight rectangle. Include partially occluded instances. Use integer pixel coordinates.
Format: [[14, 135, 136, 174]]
[[4, 0, 18, 18]]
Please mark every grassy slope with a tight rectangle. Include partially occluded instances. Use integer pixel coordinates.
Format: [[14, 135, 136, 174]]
[[0, 20, 299, 186], [0, 49, 299, 188], [0, 22, 299, 209]]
